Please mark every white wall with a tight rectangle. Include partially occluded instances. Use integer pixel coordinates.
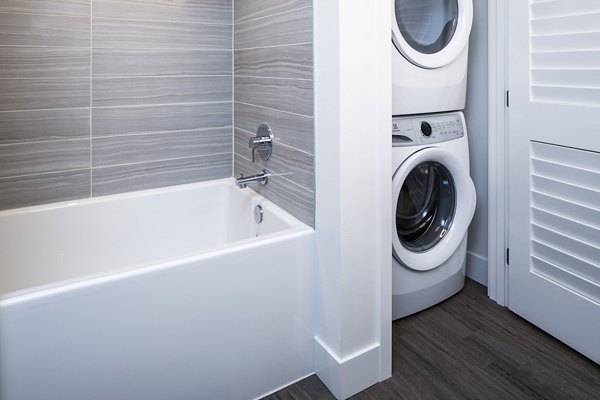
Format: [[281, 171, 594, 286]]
[[314, 1, 392, 399], [464, 0, 489, 286]]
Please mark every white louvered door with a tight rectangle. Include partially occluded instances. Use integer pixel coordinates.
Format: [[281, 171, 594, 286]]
[[507, 0, 600, 363]]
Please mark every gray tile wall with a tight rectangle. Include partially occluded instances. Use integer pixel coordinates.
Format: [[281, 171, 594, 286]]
[[0, 0, 233, 210], [0, 1, 91, 208], [1, 0, 315, 227], [234, 0, 314, 227]]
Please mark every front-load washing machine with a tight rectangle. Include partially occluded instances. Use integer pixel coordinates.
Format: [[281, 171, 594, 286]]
[[392, 112, 476, 319], [392, 0, 473, 116]]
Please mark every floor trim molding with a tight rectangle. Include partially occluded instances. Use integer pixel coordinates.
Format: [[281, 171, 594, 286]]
[[314, 337, 380, 399], [466, 251, 488, 287]]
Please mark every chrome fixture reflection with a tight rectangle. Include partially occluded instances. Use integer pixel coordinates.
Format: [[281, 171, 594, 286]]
[[254, 205, 263, 223], [249, 123, 274, 162], [236, 169, 270, 189]]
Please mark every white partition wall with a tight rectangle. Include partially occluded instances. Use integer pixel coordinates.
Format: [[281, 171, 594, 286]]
[[314, 1, 392, 399]]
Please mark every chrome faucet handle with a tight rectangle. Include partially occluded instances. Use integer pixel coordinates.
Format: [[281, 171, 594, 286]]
[[249, 123, 274, 163], [249, 136, 272, 162]]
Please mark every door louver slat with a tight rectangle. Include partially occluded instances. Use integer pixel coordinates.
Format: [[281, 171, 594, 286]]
[[530, 142, 600, 304], [530, 2, 600, 106]]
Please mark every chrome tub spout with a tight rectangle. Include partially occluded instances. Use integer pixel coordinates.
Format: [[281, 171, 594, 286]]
[[236, 169, 270, 189]]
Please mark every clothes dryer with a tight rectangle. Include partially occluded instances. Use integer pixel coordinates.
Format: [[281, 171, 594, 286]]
[[392, 112, 476, 319], [392, 0, 473, 115]]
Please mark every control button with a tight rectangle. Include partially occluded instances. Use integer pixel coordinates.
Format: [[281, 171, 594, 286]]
[[420, 121, 432, 137]]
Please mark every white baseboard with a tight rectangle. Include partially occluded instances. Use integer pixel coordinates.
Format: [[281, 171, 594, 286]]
[[466, 251, 488, 286], [313, 337, 380, 399]]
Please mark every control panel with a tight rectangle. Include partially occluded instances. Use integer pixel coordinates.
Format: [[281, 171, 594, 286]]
[[392, 112, 464, 147]]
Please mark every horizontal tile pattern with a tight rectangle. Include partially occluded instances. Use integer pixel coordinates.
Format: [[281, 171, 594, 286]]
[[1, 0, 234, 211], [93, 18, 232, 50], [0, 169, 90, 211], [235, 44, 312, 80], [235, 154, 314, 226], [234, 0, 310, 23], [93, 128, 231, 167], [234, 6, 312, 50], [93, 49, 231, 77], [92, 154, 232, 196], [0, 78, 89, 112], [0, 47, 90, 79], [92, 103, 232, 137], [0, 139, 89, 178], [234, 102, 312, 154], [235, 76, 313, 116], [0, 0, 90, 16], [0, 2, 91, 210], [0, 12, 89, 47], [93, 0, 232, 25], [0, 0, 91, 209], [92, 76, 232, 107], [234, 0, 314, 227], [0, 108, 89, 144], [90, 0, 234, 200]]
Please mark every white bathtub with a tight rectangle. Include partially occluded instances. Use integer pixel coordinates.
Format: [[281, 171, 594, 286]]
[[0, 179, 315, 400]]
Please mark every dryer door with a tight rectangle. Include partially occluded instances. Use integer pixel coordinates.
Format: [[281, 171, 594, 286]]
[[392, 0, 473, 69], [393, 147, 475, 271]]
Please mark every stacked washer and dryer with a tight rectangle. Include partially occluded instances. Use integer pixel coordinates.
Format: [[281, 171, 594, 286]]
[[391, 0, 477, 319]]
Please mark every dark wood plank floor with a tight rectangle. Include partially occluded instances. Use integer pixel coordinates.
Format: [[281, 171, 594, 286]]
[[262, 279, 600, 400]]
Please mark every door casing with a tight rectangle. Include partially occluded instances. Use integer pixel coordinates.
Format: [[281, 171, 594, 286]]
[[487, 0, 508, 306]]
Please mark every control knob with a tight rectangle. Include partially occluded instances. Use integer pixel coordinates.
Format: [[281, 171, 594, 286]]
[[420, 121, 432, 137]]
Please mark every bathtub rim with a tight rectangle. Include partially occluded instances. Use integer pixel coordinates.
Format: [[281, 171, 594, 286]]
[[1, 225, 313, 307], [0, 178, 256, 217], [1, 178, 313, 305]]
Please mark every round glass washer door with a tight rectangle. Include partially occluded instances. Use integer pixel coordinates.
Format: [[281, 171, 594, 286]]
[[392, 0, 473, 69], [392, 147, 476, 271], [396, 161, 456, 253]]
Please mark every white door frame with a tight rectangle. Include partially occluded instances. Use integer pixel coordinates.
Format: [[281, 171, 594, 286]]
[[487, 0, 508, 306]]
